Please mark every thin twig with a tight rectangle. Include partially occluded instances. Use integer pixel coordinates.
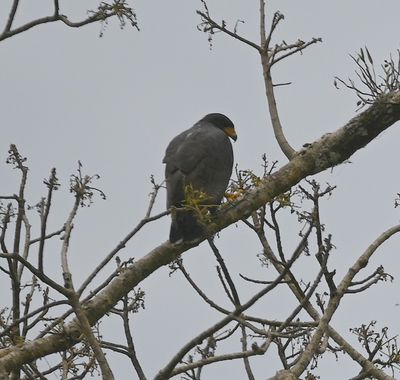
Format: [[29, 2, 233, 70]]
[[196, 10, 261, 52], [78, 210, 168, 296], [0, 2, 138, 42], [121, 296, 147, 380], [29, 226, 65, 245], [0, 253, 68, 296], [259, 0, 266, 48], [271, 38, 322, 67], [3, 0, 20, 33], [178, 260, 230, 314], [17, 213, 31, 280], [208, 238, 240, 306], [0, 203, 13, 253], [38, 168, 58, 272], [241, 324, 256, 380], [21, 277, 37, 336], [239, 273, 289, 285], [171, 347, 266, 377]]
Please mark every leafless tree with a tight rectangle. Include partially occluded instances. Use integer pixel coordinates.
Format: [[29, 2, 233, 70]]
[[1, 1, 400, 380]]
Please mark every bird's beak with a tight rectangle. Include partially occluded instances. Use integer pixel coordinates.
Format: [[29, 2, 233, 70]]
[[224, 127, 238, 142]]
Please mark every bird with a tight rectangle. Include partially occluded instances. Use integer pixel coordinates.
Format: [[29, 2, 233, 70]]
[[163, 113, 237, 243]]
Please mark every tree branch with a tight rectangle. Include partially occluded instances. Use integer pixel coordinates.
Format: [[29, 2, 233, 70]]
[[69, 293, 115, 380], [170, 347, 266, 377], [3, 0, 20, 33], [38, 168, 58, 273], [261, 56, 296, 159], [120, 297, 147, 380]]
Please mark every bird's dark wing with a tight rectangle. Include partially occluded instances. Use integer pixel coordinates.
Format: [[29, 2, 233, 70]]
[[163, 122, 233, 206], [163, 124, 208, 175], [163, 124, 203, 208]]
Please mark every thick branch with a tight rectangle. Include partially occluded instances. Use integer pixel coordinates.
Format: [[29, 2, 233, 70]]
[[69, 294, 115, 380]]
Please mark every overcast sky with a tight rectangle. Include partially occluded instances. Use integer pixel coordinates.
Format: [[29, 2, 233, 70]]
[[1, 1, 400, 379]]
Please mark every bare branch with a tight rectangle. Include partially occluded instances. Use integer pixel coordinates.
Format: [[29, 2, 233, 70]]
[[0, 0, 139, 42], [3, 0, 20, 33], [270, 38, 322, 67], [177, 259, 230, 314], [69, 293, 115, 380], [0, 300, 68, 339], [120, 295, 147, 380], [196, 9, 261, 52], [291, 224, 400, 378], [145, 176, 163, 218], [77, 209, 168, 297], [171, 346, 266, 377], [239, 273, 289, 285], [208, 238, 240, 306], [259, 0, 266, 48], [264, 12, 285, 51], [241, 324, 256, 380], [17, 213, 31, 280], [0, 203, 14, 253], [258, 5, 321, 160], [0, 253, 68, 296], [346, 266, 392, 294], [38, 168, 59, 272], [53, 0, 60, 17], [29, 226, 65, 245], [60, 196, 80, 289]]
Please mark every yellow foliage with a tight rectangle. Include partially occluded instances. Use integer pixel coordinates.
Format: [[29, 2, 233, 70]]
[[275, 192, 291, 207]]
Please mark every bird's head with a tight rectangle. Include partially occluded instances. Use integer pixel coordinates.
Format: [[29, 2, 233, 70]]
[[202, 113, 237, 142]]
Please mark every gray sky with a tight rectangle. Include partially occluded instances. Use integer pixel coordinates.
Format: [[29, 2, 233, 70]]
[[1, 1, 400, 378]]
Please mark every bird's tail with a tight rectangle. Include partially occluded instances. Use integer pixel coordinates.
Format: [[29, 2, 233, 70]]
[[169, 210, 204, 243]]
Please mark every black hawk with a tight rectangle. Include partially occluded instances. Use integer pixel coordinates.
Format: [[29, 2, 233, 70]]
[[163, 113, 237, 243]]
